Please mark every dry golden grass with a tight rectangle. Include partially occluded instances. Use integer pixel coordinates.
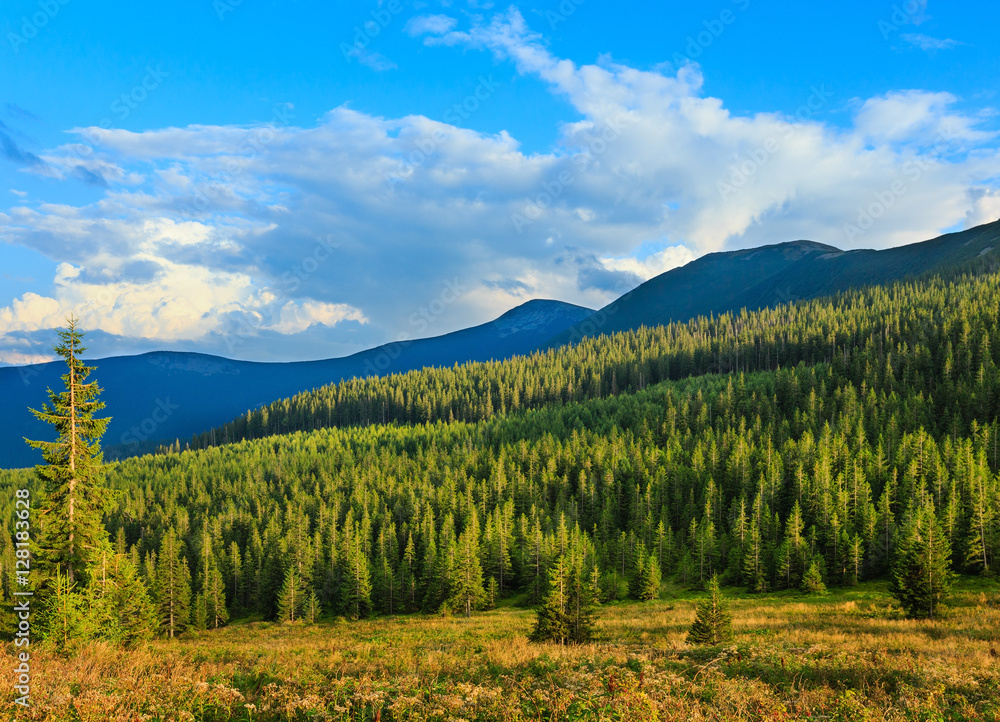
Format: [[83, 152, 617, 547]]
[[4, 579, 1000, 721]]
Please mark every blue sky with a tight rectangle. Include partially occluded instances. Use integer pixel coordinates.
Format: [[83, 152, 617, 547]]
[[1, 0, 998, 364]]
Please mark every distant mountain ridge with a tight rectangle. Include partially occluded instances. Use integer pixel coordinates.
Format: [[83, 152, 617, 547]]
[[4, 219, 999, 469], [548, 220, 1000, 345], [0, 299, 592, 468]]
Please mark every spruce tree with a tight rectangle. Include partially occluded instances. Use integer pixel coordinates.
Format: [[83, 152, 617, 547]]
[[277, 567, 306, 622], [530, 555, 571, 645], [305, 590, 322, 624], [26, 316, 111, 589], [800, 557, 827, 594], [687, 574, 733, 646], [638, 553, 660, 601], [340, 530, 372, 619], [566, 552, 599, 643], [530, 552, 598, 645], [38, 570, 88, 650], [890, 497, 954, 619], [88, 551, 158, 646], [743, 518, 767, 592], [447, 523, 486, 617], [154, 529, 192, 638], [629, 541, 648, 599], [205, 564, 229, 629]]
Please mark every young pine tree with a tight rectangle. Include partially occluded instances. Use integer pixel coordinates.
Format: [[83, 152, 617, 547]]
[[88, 549, 158, 646], [800, 557, 827, 594], [687, 574, 733, 646], [890, 497, 954, 619], [637, 553, 661, 601], [530, 552, 598, 645], [530, 555, 571, 645]]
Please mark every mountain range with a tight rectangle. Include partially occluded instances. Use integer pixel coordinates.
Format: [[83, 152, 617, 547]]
[[0, 299, 591, 468], [550, 219, 999, 345], [2, 219, 998, 469]]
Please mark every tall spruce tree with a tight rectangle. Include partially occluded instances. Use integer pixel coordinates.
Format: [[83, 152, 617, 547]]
[[277, 566, 307, 622], [26, 316, 111, 588], [155, 528, 192, 638], [448, 518, 486, 617]]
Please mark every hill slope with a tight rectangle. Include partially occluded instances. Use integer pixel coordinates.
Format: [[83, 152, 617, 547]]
[[0, 299, 592, 468], [549, 219, 1000, 345]]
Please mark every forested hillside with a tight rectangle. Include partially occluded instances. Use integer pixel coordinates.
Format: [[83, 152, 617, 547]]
[[189, 260, 1000, 451], [550, 218, 1000, 344], [1, 270, 998, 633]]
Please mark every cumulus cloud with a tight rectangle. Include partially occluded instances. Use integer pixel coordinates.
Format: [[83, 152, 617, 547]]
[[853, 90, 994, 146], [1, 7, 998, 362]]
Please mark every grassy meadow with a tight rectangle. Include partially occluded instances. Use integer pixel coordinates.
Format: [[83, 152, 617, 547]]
[[5, 577, 1000, 722]]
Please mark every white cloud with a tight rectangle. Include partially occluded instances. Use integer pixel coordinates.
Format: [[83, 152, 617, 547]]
[[600, 245, 698, 281], [853, 90, 994, 146], [267, 300, 368, 334], [405, 14, 458, 37], [964, 188, 1000, 229], [902, 33, 960, 51], [0, 350, 55, 366], [1, 7, 998, 362], [354, 50, 397, 72]]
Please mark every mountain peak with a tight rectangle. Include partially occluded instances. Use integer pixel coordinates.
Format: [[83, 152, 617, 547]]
[[492, 299, 594, 337]]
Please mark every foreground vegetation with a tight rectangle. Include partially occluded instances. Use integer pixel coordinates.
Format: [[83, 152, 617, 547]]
[[3, 579, 999, 721]]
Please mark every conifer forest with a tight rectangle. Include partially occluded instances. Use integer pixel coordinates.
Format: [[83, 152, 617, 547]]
[[1, 266, 1000, 719]]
